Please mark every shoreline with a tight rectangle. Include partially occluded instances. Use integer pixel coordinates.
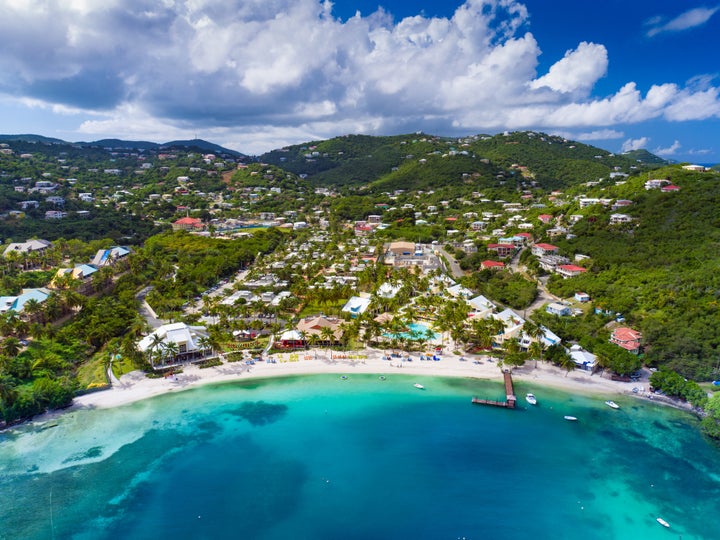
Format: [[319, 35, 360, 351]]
[[66, 347, 674, 414]]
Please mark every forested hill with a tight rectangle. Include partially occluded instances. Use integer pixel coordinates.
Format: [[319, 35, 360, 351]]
[[545, 165, 720, 379], [260, 131, 666, 190]]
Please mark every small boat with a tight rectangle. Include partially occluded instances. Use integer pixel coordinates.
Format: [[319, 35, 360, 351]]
[[340, 375, 348, 380], [564, 415, 578, 421], [413, 383, 425, 389], [379, 376, 386, 381], [605, 400, 620, 409], [656, 517, 670, 528], [526, 393, 537, 405]]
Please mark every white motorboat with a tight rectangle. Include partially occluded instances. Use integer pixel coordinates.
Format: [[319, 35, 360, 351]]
[[564, 415, 578, 421], [656, 517, 670, 528], [525, 393, 537, 405], [413, 383, 425, 389], [605, 400, 620, 409]]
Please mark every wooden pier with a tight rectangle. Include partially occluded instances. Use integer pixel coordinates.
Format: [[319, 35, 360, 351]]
[[471, 371, 516, 409]]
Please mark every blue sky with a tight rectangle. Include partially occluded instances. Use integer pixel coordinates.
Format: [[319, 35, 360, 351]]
[[1, 0, 719, 160]]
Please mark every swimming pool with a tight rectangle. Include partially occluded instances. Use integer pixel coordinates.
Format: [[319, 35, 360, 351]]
[[383, 322, 438, 341]]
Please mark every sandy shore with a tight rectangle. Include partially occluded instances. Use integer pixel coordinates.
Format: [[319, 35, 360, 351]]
[[71, 347, 653, 412]]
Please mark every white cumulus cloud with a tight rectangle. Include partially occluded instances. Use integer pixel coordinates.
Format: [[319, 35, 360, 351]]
[[0, 0, 720, 152], [653, 140, 681, 156], [530, 42, 608, 95], [622, 137, 650, 152]]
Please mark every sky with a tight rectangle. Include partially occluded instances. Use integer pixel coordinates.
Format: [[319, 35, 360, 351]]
[[1, 0, 719, 161]]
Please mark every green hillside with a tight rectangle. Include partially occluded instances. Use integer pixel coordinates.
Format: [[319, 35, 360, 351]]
[[545, 166, 720, 379]]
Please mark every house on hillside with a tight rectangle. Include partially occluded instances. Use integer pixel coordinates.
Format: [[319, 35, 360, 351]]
[[480, 260, 505, 270], [538, 214, 554, 224], [487, 243, 515, 258], [531, 243, 559, 256], [172, 217, 205, 231], [556, 264, 587, 278]]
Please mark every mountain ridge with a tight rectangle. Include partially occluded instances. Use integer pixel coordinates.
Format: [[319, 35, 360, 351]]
[[0, 134, 245, 158]]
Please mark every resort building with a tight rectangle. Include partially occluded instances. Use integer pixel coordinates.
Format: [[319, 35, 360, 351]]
[[0, 288, 51, 315], [91, 246, 131, 267], [3, 239, 52, 259], [295, 316, 344, 345], [342, 296, 372, 317], [137, 323, 214, 369]]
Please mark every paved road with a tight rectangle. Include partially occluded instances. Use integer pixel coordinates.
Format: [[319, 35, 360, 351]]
[[436, 247, 464, 279], [136, 286, 164, 329], [508, 248, 559, 315]]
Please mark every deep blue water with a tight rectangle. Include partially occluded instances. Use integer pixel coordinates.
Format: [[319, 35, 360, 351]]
[[1, 374, 718, 539]]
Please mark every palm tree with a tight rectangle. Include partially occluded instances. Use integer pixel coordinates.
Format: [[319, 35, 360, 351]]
[[306, 332, 320, 358], [319, 326, 335, 359], [1, 337, 21, 358], [558, 349, 576, 377], [528, 341, 543, 368], [163, 341, 180, 364], [22, 299, 42, 324], [522, 320, 544, 367], [197, 336, 213, 358]]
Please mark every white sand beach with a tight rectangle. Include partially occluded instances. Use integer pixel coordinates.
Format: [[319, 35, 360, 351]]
[[71, 347, 652, 412]]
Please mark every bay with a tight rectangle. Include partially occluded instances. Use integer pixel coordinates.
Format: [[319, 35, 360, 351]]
[[1, 374, 718, 539]]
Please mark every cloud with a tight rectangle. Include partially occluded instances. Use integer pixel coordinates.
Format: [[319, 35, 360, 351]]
[[551, 129, 624, 141], [0, 0, 720, 153], [646, 6, 720, 37], [530, 42, 607, 94], [653, 140, 681, 156], [622, 137, 650, 152]]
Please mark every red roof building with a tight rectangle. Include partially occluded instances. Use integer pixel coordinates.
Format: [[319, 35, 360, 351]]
[[172, 217, 204, 231], [556, 264, 587, 278], [661, 184, 680, 192], [531, 243, 559, 256], [481, 260, 506, 270], [610, 327, 642, 354], [538, 214, 554, 224]]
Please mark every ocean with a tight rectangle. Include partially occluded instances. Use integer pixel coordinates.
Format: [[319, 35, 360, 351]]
[[0, 374, 718, 539]]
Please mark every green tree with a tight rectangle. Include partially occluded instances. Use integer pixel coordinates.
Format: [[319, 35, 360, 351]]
[[701, 392, 720, 439]]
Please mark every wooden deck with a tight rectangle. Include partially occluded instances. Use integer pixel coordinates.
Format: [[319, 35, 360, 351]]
[[471, 371, 516, 409]]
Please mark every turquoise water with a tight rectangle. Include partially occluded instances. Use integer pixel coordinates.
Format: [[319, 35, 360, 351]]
[[1, 374, 719, 539], [384, 322, 438, 341]]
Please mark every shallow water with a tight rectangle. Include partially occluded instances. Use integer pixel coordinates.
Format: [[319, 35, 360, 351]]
[[1, 374, 718, 539]]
